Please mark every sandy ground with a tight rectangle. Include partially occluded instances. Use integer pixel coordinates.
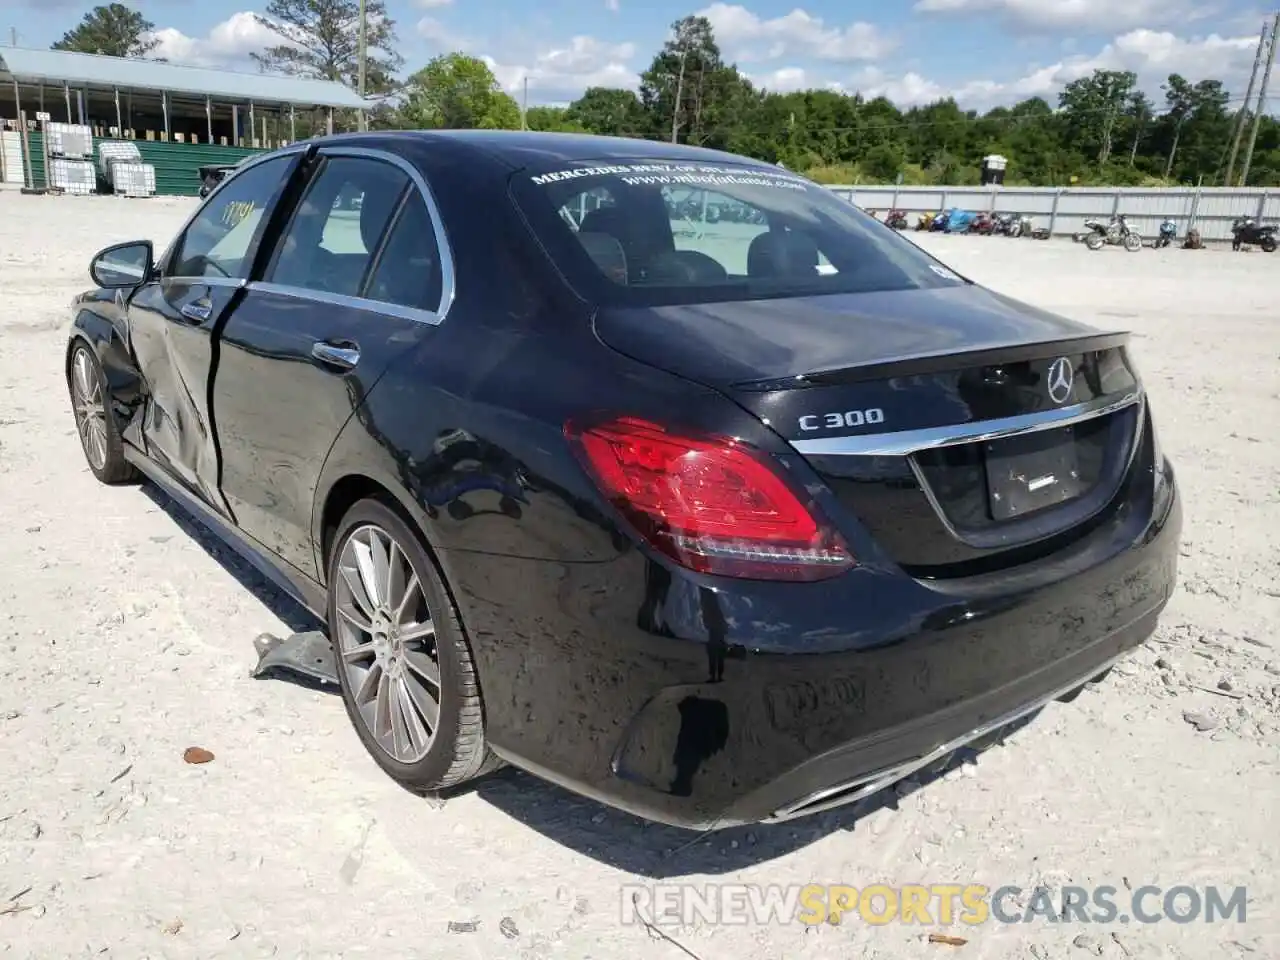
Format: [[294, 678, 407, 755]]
[[0, 192, 1277, 960]]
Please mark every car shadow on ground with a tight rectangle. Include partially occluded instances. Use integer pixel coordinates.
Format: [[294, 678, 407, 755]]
[[139, 479, 1043, 876], [141, 484, 322, 635], [463, 712, 1040, 878]]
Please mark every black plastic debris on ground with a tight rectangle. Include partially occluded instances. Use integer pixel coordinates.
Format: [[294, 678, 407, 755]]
[[251, 631, 340, 691]]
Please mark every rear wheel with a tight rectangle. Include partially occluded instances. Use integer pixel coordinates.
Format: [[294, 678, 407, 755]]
[[328, 498, 496, 793], [1262, 235, 1277, 253], [67, 342, 137, 485], [1085, 233, 1105, 251]]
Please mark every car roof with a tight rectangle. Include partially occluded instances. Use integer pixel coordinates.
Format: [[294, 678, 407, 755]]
[[304, 129, 775, 176]]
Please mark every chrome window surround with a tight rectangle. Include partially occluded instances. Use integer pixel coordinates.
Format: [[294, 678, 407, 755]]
[[789, 390, 1143, 459], [157, 145, 457, 326]]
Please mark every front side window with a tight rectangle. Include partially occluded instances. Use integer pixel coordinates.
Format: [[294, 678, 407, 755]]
[[517, 159, 965, 306], [265, 155, 409, 297], [170, 155, 295, 280]]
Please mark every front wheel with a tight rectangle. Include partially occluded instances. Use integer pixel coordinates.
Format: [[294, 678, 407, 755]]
[[1124, 233, 1143, 252], [67, 342, 137, 485], [328, 498, 496, 794], [1262, 236, 1277, 253], [1085, 233, 1105, 251]]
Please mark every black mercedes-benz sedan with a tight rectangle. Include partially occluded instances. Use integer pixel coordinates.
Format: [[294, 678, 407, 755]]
[[66, 131, 1181, 829]]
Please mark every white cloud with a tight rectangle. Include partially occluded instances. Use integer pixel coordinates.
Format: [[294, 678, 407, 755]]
[[481, 36, 638, 99], [149, 11, 283, 68], [699, 3, 894, 63], [746, 66, 812, 92], [605, 0, 620, 10], [848, 28, 1261, 110], [417, 16, 470, 49], [913, 0, 1207, 34], [416, 0, 454, 7]]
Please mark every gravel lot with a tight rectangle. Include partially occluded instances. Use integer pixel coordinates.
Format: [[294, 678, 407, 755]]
[[0, 192, 1277, 959]]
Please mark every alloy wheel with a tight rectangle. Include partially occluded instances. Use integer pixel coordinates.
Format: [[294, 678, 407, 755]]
[[334, 523, 442, 764], [71, 347, 109, 472]]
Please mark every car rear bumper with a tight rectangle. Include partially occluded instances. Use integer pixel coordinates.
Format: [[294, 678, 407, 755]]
[[466, 463, 1180, 831]]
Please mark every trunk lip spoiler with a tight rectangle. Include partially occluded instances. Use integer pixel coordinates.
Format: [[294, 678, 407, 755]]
[[733, 331, 1131, 392], [791, 389, 1143, 459]]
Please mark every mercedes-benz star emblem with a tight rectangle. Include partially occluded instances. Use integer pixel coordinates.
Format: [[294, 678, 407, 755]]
[[1046, 357, 1074, 405]]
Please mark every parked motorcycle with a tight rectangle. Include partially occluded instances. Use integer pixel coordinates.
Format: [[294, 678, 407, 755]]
[[916, 211, 937, 231], [1083, 215, 1142, 252], [930, 209, 952, 232], [970, 212, 996, 235], [1152, 219, 1177, 249], [1231, 217, 1277, 252], [885, 208, 909, 230]]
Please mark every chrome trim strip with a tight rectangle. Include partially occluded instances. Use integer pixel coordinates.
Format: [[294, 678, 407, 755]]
[[163, 276, 248, 289], [906, 392, 1144, 549], [789, 391, 1142, 458], [762, 651, 1127, 823], [245, 281, 443, 326]]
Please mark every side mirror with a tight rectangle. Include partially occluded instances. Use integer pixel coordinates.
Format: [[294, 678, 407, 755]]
[[90, 240, 155, 289]]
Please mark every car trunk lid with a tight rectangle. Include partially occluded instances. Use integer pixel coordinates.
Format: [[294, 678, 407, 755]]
[[593, 286, 1144, 576]]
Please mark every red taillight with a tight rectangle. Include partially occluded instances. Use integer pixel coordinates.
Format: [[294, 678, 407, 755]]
[[565, 416, 854, 581]]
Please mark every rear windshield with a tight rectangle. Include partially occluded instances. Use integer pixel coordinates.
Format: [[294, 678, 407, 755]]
[[510, 158, 966, 307]]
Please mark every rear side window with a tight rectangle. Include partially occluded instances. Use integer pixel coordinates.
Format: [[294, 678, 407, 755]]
[[511, 159, 963, 307], [364, 194, 444, 312], [266, 155, 408, 297]]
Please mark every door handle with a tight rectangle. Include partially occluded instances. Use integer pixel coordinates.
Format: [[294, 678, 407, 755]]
[[180, 299, 212, 323], [311, 340, 360, 370]]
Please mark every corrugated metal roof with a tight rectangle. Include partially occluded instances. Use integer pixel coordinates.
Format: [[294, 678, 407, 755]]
[[0, 47, 367, 109]]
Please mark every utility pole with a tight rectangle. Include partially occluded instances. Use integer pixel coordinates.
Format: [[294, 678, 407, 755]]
[[1240, 11, 1280, 187], [356, 0, 368, 132], [1128, 105, 1145, 166], [670, 48, 687, 144], [1164, 114, 1183, 179], [1225, 19, 1269, 185], [521, 76, 528, 130]]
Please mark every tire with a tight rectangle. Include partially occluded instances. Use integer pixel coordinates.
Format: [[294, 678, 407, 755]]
[[1124, 233, 1142, 252], [1085, 233, 1105, 251], [327, 498, 497, 793], [67, 341, 138, 485], [1262, 236, 1277, 253]]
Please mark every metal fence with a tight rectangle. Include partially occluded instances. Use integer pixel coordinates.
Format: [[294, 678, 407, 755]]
[[823, 184, 1280, 243]]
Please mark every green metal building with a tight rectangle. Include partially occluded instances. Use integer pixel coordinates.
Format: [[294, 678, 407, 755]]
[[0, 47, 366, 195]]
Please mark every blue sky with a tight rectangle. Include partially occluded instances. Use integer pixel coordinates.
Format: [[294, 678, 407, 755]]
[[5, 0, 1271, 108]]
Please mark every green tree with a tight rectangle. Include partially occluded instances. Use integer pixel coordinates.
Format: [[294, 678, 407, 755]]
[[251, 0, 403, 95], [398, 53, 521, 130], [393, 19, 1280, 188], [1058, 70, 1138, 165], [52, 3, 160, 59], [639, 15, 743, 146], [525, 106, 588, 133], [565, 87, 646, 138]]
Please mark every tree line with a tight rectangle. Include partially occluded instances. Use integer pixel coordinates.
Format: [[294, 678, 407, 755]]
[[52, 2, 1280, 187]]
